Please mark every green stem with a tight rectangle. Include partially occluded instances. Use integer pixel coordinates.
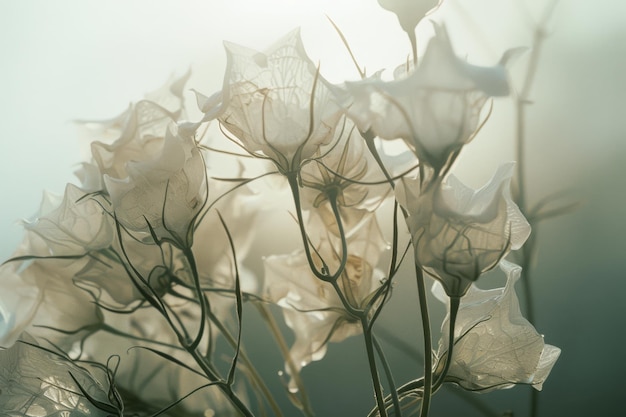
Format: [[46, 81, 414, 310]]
[[514, 4, 558, 414], [415, 266, 432, 417], [362, 129, 395, 189], [373, 335, 402, 417], [407, 28, 418, 66], [207, 309, 285, 417], [187, 347, 254, 417], [182, 247, 209, 350], [433, 297, 460, 391], [181, 247, 253, 417], [286, 173, 343, 283], [362, 322, 388, 417]]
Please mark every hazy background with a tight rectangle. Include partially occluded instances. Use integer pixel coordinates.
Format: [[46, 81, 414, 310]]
[[1, 0, 625, 416]]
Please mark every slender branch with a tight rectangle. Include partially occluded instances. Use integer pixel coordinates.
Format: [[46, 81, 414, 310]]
[[373, 335, 402, 417], [362, 321, 388, 417], [433, 297, 460, 391], [206, 308, 284, 417], [514, 4, 558, 417], [414, 266, 432, 417]]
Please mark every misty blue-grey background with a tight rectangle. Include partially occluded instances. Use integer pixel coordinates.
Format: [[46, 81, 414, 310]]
[[1, 1, 625, 416]]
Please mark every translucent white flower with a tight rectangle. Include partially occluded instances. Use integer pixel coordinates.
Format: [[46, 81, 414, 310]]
[[23, 183, 114, 257], [75, 71, 191, 190], [434, 261, 560, 392], [74, 234, 170, 308], [219, 28, 344, 174], [105, 126, 207, 248], [0, 263, 39, 348], [300, 119, 391, 211], [378, 0, 441, 33], [90, 100, 177, 181], [346, 25, 510, 171], [0, 334, 117, 416], [397, 163, 530, 297], [263, 210, 387, 390], [18, 260, 103, 350]]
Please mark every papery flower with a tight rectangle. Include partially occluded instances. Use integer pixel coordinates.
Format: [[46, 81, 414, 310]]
[[23, 183, 114, 257], [14, 259, 104, 350], [397, 163, 530, 297], [104, 125, 207, 248], [0, 334, 120, 416], [74, 234, 173, 308], [74, 71, 191, 191], [434, 261, 560, 392], [345, 25, 510, 171], [90, 100, 177, 181], [378, 0, 441, 33], [300, 119, 391, 211], [219, 29, 344, 174], [263, 209, 387, 390]]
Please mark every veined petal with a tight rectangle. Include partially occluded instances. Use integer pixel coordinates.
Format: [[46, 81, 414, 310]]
[[436, 261, 560, 392], [399, 164, 530, 297], [220, 29, 343, 173]]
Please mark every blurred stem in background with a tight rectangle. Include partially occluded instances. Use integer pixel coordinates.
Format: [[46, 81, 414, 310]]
[[513, 1, 559, 416]]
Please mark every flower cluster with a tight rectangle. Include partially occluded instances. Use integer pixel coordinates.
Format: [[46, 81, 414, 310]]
[[0, 1, 560, 416]]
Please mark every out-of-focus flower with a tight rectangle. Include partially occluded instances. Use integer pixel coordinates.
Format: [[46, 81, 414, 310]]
[[378, 0, 441, 33], [346, 25, 510, 171], [74, 234, 172, 308], [0, 333, 119, 416], [17, 259, 103, 351], [219, 29, 344, 174], [397, 163, 530, 297], [433, 261, 560, 392], [264, 210, 387, 391], [0, 263, 40, 348], [23, 183, 114, 257], [105, 126, 207, 248]]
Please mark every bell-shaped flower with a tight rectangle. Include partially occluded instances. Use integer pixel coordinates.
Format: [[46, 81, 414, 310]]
[[0, 333, 119, 416], [397, 163, 530, 297], [263, 209, 387, 391], [378, 0, 441, 33], [345, 25, 510, 171], [73, 233, 172, 308], [219, 28, 344, 174], [104, 125, 207, 248], [300, 118, 392, 211], [434, 261, 561, 392], [75, 71, 191, 191], [90, 100, 176, 182], [0, 253, 103, 351], [23, 183, 114, 257]]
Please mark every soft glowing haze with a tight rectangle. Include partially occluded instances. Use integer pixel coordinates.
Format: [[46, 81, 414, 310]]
[[1, 1, 625, 415]]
